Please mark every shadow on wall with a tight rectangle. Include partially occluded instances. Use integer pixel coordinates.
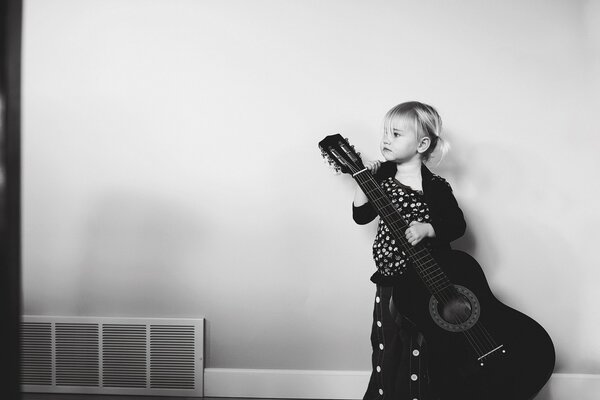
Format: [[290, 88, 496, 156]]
[[429, 128, 503, 278], [535, 382, 554, 400], [431, 132, 599, 376], [73, 190, 206, 317]]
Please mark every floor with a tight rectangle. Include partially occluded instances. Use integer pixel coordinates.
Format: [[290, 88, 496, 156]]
[[22, 395, 273, 400]]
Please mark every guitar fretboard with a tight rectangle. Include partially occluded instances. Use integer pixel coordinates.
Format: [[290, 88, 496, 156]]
[[353, 169, 451, 295]]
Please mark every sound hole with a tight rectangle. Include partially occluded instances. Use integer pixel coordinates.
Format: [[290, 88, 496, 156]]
[[429, 285, 480, 332], [438, 294, 473, 325]]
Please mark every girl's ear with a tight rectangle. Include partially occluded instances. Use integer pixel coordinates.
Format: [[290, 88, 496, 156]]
[[417, 136, 431, 154]]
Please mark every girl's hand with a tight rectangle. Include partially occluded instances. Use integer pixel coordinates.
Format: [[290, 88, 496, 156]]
[[364, 160, 382, 175], [353, 160, 382, 206], [405, 221, 435, 246]]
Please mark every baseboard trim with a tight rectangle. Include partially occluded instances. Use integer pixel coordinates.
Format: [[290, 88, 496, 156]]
[[537, 373, 600, 400], [204, 369, 600, 399], [204, 368, 370, 399]]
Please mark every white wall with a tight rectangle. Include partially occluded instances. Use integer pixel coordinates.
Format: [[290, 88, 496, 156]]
[[22, 0, 600, 381]]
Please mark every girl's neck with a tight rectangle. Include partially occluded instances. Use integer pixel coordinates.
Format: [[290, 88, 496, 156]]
[[394, 158, 423, 191]]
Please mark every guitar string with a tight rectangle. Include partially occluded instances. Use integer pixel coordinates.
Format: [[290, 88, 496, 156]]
[[354, 171, 496, 357], [353, 168, 496, 357], [409, 250, 497, 350], [325, 144, 498, 358], [409, 248, 498, 351], [356, 170, 500, 356], [356, 172, 499, 354], [324, 144, 492, 353], [355, 173, 490, 356]]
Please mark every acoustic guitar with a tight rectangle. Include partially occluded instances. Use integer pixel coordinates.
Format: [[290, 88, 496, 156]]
[[319, 134, 555, 400]]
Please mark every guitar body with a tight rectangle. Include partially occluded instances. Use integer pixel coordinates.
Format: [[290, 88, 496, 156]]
[[392, 250, 555, 400]]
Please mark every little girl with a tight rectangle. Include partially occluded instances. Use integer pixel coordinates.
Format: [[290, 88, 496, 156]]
[[353, 101, 466, 400]]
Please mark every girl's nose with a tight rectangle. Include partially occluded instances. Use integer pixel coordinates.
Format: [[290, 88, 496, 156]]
[[382, 130, 392, 144]]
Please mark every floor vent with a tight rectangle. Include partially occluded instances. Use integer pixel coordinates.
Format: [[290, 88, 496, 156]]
[[21, 316, 203, 397]]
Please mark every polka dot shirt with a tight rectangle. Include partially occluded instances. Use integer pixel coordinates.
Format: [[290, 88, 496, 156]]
[[372, 177, 432, 276]]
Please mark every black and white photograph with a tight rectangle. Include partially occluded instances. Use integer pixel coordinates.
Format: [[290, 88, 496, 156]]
[[2, 0, 600, 399]]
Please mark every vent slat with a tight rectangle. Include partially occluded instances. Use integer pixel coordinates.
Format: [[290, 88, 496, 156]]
[[102, 323, 148, 389], [20, 322, 53, 386], [149, 325, 196, 390], [55, 323, 99, 388]]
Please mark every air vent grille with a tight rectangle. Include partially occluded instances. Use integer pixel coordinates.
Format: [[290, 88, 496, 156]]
[[21, 316, 203, 397], [55, 323, 100, 387], [21, 322, 52, 386], [150, 325, 195, 389], [103, 324, 147, 388]]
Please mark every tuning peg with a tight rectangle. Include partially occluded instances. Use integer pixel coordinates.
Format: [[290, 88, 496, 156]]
[[346, 143, 360, 158], [322, 158, 342, 175]]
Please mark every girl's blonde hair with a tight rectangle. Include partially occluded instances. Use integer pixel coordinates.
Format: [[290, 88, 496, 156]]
[[383, 101, 449, 163]]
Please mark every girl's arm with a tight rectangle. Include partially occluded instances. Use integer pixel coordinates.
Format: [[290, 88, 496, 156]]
[[353, 186, 369, 207], [352, 189, 377, 225], [429, 182, 466, 243], [352, 160, 381, 224]]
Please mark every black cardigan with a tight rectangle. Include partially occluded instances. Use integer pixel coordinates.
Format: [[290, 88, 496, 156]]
[[353, 162, 466, 283]]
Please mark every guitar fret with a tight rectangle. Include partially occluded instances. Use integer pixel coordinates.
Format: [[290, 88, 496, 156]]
[[425, 272, 451, 292], [432, 283, 451, 295], [421, 272, 440, 283], [432, 279, 450, 289], [419, 262, 440, 275], [354, 173, 451, 295], [380, 208, 401, 219], [424, 272, 445, 283], [420, 259, 438, 269], [413, 253, 431, 264]]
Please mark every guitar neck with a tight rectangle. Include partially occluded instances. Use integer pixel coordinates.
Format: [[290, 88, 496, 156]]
[[353, 169, 452, 295]]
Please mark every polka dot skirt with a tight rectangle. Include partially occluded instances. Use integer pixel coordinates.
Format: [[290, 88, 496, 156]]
[[363, 286, 437, 400]]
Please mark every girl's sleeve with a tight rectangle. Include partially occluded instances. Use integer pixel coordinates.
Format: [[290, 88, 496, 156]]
[[429, 182, 466, 243], [351, 162, 393, 225], [352, 202, 378, 225]]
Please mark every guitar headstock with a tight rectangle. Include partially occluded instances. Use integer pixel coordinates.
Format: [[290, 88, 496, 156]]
[[318, 134, 365, 175]]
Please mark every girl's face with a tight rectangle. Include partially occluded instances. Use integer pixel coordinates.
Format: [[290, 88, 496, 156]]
[[380, 117, 426, 163]]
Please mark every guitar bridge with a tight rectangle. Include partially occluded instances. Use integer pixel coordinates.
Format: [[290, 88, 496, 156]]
[[478, 344, 507, 366]]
